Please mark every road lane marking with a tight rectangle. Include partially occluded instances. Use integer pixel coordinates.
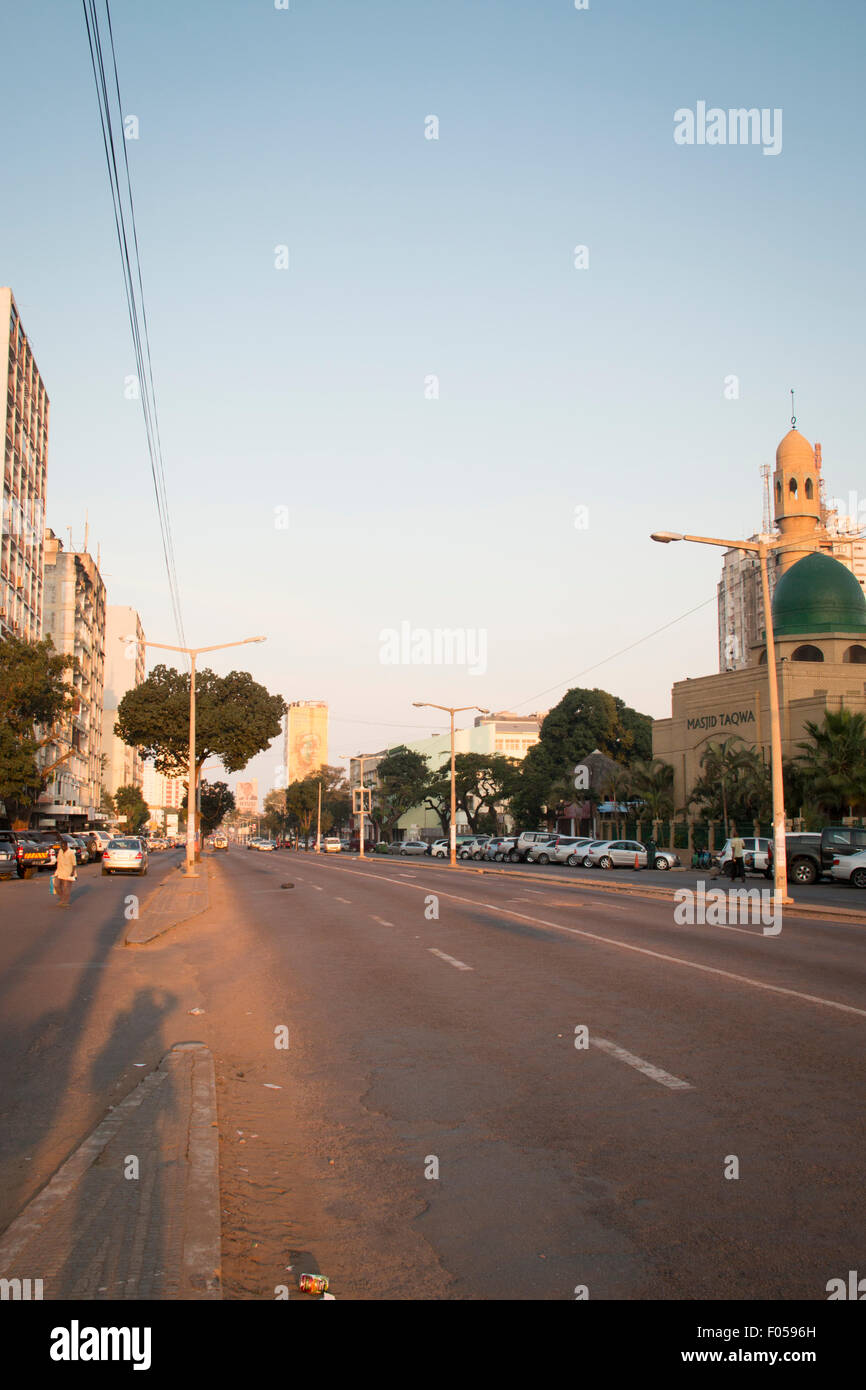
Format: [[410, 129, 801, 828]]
[[325, 865, 866, 1019], [310, 885, 323, 892], [590, 1037, 693, 1091], [371, 916, 394, 927], [428, 948, 473, 971], [335, 897, 352, 904]]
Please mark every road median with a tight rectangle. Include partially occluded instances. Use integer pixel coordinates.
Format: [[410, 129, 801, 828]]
[[125, 861, 211, 945]]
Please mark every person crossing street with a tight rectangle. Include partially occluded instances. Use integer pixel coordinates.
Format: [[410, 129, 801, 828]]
[[54, 839, 78, 909]]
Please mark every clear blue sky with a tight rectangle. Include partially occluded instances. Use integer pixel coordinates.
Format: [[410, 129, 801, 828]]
[[3, 0, 865, 796]]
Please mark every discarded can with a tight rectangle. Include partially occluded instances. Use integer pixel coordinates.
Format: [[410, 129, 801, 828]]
[[299, 1273, 329, 1295]]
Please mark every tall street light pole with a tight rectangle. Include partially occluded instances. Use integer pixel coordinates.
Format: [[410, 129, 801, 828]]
[[651, 530, 793, 905], [412, 703, 490, 868], [135, 636, 266, 878]]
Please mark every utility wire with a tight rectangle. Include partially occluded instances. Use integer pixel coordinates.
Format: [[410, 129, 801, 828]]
[[82, 0, 186, 649]]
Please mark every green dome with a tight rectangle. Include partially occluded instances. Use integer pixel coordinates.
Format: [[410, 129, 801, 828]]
[[772, 552, 866, 637]]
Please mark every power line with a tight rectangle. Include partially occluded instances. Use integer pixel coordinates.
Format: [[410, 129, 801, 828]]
[[81, 0, 186, 649]]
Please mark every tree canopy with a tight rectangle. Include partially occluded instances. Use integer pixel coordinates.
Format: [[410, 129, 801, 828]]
[[115, 664, 286, 787], [0, 634, 75, 822]]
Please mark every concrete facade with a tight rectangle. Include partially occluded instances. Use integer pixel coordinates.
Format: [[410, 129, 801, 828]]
[[102, 605, 145, 796], [37, 530, 106, 826], [1, 288, 48, 644], [284, 700, 328, 783]]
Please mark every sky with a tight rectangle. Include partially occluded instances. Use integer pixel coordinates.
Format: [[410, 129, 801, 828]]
[[2, 0, 865, 800]]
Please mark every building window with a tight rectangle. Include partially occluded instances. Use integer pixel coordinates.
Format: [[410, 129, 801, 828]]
[[788, 477, 798, 498], [842, 644, 866, 664], [792, 644, 824, 662], [805, 477, 814, 500]]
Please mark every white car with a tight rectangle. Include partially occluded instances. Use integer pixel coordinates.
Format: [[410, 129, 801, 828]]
[[717, 836, 770, 875], [830, 850, 866, 889], [583, 839, 680, 870], [102, 836, 148, 877], [322, 837, 341, 853]]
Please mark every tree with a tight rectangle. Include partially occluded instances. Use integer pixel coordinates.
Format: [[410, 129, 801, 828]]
[[263, 787, 288, 839], [116, 665, 286, 835], [0, 634, 75, 824], [796, 710, 866, 817], [451, 752, 519, 833], [689, 738, 758, 833], [628, 758, 675, 824], [374, 747, 431, 840], [285, 778, 319, 846], [201, 781, 235, 834], [114, 784, 150, 833]]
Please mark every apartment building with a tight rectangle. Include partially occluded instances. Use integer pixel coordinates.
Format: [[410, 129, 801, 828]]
[[102, 605, 145, 796], [36, 530, 106, 827], [1, 287, 48, 643]]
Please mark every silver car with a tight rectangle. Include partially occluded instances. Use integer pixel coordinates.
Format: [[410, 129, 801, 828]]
[[584, 839, 680, 871], [101, 836, 148, 877]]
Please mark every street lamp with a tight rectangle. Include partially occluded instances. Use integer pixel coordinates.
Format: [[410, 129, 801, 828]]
[[650, 530, 792, 904], [412, 703, 490, 868], [131, 635, 266, 877], [339, 752, 374, 858]]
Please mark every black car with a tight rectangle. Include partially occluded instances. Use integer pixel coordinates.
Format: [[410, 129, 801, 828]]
[[820, 825, 866, 873], [0, 831, 51, 879], [765, 833, 823, 885]]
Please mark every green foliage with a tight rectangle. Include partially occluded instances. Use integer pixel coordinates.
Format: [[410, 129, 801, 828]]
[[116, 665, 287, 782], [796, 709, 866, 816], [114, 783, 150, 833], [375, 746, 431, 838], [0, 634, 75, 821], [689, 738, 771, 829]]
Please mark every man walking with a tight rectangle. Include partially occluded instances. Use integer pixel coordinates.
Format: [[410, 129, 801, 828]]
[[54, 838, 78, 908], [729, 826, 746, 882]]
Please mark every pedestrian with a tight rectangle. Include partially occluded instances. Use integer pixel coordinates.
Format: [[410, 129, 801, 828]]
[[729, 826, 746, 882], [54, 839, 78, 909]]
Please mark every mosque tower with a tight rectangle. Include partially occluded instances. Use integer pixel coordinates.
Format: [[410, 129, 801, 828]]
[[772, 412, 822, 574]]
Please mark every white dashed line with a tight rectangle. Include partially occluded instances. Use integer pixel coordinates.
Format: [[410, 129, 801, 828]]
[[590, 1036, 693, 1091], [371, 916, 394, 927], [310, 885, 323, 892], [335, 897, 352, 904], [428, 948, 473, 972]]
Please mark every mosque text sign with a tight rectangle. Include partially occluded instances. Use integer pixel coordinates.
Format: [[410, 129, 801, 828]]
[[687, 709, 756, 732]]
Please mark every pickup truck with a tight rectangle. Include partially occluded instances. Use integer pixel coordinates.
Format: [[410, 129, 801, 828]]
[[0, 831, 51, 879]]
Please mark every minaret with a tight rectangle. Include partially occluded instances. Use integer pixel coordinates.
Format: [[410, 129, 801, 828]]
[[773, 400, 821, 574]]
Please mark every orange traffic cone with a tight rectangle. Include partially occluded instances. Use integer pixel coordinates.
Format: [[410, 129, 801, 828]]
[[633, 852, 640, 871]]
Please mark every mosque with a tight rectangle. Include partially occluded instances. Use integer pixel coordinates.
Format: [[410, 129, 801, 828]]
[[652, 424, 866, 811]]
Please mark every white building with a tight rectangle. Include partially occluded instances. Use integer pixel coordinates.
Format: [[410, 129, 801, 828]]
[[102, 606, 145, 796]]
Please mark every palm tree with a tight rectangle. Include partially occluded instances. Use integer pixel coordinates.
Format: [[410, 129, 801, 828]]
[[629, 758, 675, 824], [600, 765, 632, 836], [690, 737, 757, 835], [796, 710, 866, 818]]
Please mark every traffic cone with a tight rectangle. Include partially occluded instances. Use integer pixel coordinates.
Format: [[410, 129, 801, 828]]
[[634, 852, 640, 871]]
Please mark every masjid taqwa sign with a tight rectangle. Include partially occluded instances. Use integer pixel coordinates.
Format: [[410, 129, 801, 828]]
[[686, 708, 757, 732]]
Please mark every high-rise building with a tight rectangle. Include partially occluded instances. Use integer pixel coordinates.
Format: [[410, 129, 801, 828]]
[[718, 433, 866, 671], [141, 761, 183, 827], [102, 606, 145, 796], [284, 700, 328, 783], [36, 529, 106, 827], [1, 287, 48, 643]]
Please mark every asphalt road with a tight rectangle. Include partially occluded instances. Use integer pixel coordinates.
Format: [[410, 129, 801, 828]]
[[1, 845, 864, 1300]]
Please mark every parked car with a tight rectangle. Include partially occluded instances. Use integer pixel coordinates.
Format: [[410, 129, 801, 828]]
[[27, 829, 63, 870], [373, 842, 391, 854], [717, 836, 771, 876], [582, 839, 681, 870], [458, 836, 490, 860], [577, 839, 609, 866], [766, 833, 824, 885], [322, 837, 341, 853], [484, 836, 517, 861], [510, 831, 559, 863], [821, 825, 866, 874], [390, 840, 428, 856], [549, 836, 597, 866], [61, 833, 90, 866], [428, 839, 449, 858], [0, 831, 50, 879], [829, 849, 866, 889], [0, 839, 17, 880], [85, 830, 113, 861], [102, 836, 148, 876]]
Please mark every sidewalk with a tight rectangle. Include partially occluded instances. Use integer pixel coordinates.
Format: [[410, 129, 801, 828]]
[[125, 861, 211, 945], [0, 1043, 221, 1300]]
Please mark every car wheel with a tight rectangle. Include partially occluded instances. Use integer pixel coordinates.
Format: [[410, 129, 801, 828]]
[[508, 851, 520, 863], [566, 854, 579, 866], [654, 856, 670, 871], [599, 856, 613, 870], [850, 868, 866, 889], [537, 853, 550, 865], [791, 859, 817, 885], [582, 857, 593, 868]]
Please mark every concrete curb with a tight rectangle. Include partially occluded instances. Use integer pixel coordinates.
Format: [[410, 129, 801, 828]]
[[0, 1043, 221, 1300], [389, 860, 866, 925], [125, 864, 211, 945]]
